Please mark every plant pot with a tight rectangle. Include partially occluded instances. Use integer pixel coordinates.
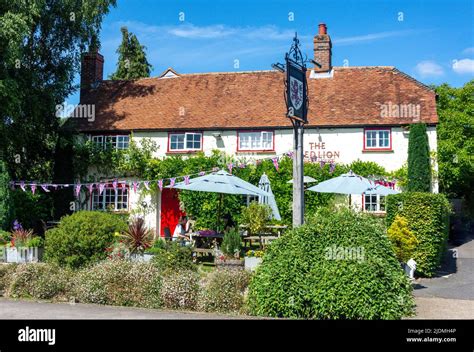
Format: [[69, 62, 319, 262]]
[[244, 256, 262, 271], [6, 247, 43, 263]]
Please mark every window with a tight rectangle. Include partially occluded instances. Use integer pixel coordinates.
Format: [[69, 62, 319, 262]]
[[92, 186, 128, 211], [91, 135, 129, 150], [364, 129, 391, 150], [169, 132, 202, 151], [238, 131, 274, 151], [364, 194, 385, 212]]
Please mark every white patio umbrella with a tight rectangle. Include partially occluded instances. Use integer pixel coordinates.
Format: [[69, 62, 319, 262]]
[[307, 170, 398, 205], [171, 170, 271, 197], [169, 170, 271, 230], [364, 184, 400, 196], [258, 173, 281, 221]]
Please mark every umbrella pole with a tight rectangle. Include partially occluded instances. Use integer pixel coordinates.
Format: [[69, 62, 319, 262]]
[[216, 193, 224, 233]]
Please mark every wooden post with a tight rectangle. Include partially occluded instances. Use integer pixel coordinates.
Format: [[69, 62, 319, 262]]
[[293, 122, 304, 227]]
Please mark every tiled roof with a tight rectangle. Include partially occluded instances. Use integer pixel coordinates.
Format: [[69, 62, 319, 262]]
[[70, 66, 438, 132]]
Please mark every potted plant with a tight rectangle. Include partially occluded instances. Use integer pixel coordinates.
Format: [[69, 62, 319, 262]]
[[216, 228, 243, 267], [244, 250, 264, 271], [120, 217, 154, 262], [6, 220, 44, 263], [387, 215, 419, 279]]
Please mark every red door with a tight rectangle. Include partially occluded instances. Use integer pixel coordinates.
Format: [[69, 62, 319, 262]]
[[160, 188, 185, 237]]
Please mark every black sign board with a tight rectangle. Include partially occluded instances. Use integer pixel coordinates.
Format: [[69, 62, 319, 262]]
[[286, 58, 307, 123]]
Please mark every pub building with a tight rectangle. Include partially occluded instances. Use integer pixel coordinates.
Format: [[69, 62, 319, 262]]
[[71, 23, 438, 236]]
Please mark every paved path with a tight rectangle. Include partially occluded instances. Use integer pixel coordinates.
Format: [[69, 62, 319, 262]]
[[0, 298, 250, 319], [412, 226, 474, 319]]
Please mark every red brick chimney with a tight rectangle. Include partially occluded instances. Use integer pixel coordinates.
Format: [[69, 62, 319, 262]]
[[313, 23, 332, 72], [80, 48, 104, 101]]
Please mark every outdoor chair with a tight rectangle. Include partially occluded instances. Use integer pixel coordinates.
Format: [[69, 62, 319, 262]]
[[163, 227, 172, 241]]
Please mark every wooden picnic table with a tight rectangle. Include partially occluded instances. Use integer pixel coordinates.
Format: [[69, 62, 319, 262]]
[[239, 224, 287, 249], [189, 232, 224, 257]]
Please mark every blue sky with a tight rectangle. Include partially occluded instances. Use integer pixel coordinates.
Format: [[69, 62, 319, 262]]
[[68, 0, 473, 104]]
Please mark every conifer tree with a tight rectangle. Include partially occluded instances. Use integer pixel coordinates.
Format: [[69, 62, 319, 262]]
[[407, 123, 432, 192], [110, 27, 152, 80]]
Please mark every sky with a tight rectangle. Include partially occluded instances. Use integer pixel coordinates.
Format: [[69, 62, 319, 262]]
[[68, 0, 474, 105]]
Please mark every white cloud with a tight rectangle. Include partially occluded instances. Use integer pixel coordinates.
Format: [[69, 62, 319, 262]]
[[452, 58, 474, 74], [414, 60, 444, 77], [167, 24, 236, 39], [333, 30, 419, 46], [462, 47, 474, 55]]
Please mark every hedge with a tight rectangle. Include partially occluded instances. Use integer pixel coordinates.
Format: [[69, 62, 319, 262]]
[[248, 207, 414, 319], [386, 192, 451, 277], [44, 211, 128, 269]]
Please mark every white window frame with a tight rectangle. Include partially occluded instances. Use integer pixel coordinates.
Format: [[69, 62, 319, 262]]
[[364, 129, 391, 150], [90, 135, 130, 150], [364, 194, 386, 212], [169, 132, 202, 152], [238, 131, 274, 151], [92, 186, 129, 211]]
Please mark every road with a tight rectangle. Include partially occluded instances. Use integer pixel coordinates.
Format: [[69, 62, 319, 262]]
[[0, 298, 250, 319], [411, 225, 474, 319]]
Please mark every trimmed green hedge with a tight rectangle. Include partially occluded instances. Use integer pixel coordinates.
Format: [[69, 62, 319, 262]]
[[386, 192, 451, 277], [248, 207, 414, 319]]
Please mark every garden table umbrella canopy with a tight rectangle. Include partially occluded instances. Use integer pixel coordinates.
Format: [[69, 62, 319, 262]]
[[306, 170, 373, 195], [364, 184, 400, 196], [170, 170, 271, 197], [258, 173, 281, 221]]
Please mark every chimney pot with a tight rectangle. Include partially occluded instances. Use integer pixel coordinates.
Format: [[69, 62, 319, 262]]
[[318, 23, 327, 35]]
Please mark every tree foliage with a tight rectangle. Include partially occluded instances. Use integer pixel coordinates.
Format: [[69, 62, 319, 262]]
[[435, 81, 474, 202], [0, 0, 116, 181], [0, 159, 11, 229], [407, 123, 432, 192], [109, 26, 152, 80]]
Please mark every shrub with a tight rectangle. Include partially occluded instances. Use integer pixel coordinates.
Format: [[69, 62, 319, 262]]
[[386, 192, 451, 277], [387, 215, 418, 263], [221, 228, 242, 258], [248, 207, 414, 319], [407, 123, 432, 192], [5, 263, 72, 300], [240, 202, 272, 236], [72, 260, 162, 308], [198, 269, 250, 314], [44, 211, 127, 269], [0, 264, 16, 295], [120, 217, 154, 254], [151, 241, 195, 272], [160, 270, 199, 310]]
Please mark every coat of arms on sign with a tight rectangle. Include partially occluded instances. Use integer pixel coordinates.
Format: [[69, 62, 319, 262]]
[[290, 76, 303, 110]]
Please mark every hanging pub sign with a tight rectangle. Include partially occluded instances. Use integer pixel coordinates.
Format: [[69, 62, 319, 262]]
[[286, 59, 308, 123]]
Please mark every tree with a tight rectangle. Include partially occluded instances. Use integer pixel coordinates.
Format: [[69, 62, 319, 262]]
[[0, 0, 117, 182], [407, 123, 432, 192], [109, 27, 152, 80], [435, 81, 474, 204], [0, 159, 12, 229]]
